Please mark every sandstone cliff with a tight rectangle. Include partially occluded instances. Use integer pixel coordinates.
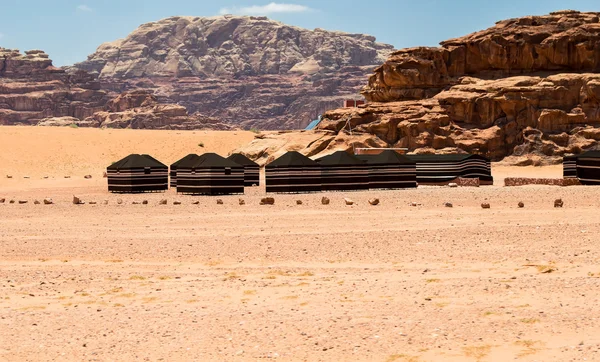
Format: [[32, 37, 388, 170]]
[[71, 15, 394, 129], [236, 10, 600, 165]]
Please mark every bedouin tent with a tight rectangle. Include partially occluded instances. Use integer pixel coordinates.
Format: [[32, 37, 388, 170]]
[[265, 151, 321, 193], [227, 153, 260, 186], [170, 154, 199, 188], [316, 151, 369, 191], [107, 154, 168, 193], [357, 150, 417, 189], [176, 153, 245, 195], [562, 154, 578, 179], [575, 150, 600, 185], [404, 154, 493, 185]]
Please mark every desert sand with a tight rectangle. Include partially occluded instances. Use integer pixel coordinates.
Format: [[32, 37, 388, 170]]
[[1, 127, 600, 361]]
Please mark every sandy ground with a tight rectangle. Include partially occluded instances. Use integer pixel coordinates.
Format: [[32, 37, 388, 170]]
[[1, 127, 600, 361]]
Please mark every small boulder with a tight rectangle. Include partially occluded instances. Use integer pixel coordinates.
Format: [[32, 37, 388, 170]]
[[344, 198, 354, 206], [159, 199, 168, 205], [321, 197, 330, 205], [9, 200, 15, 204], [173, 201, 181, 205], [132, 201, 140, 205], [43, 176, 49, 179], [518, 201, 524, 208], [260, 197, 275, 205], [72, 196, 83, 205], [34, 200, 41, 205], [444, 202, 453, 208], [6, 175, 12, 179], [142, 200, 148, 205], [117, 199, 123, 205], [191, 200, 200, 205], [103, 200, 109, 205], [238, 199, 245, 205], [18, 200, 28, 204], [84, 175, 92, 179], [368, 198, 380, 206], [448, 183, 458, 188], [409, 202, 419, 207], [103, 172, 108, 178], [296, 200, 303, 205], [481, 202, 491, 209], [89, 201, 97, 205], [23, 176, 30, 179], [64, 176, 70, 179], [216, 199, 224, 205], [0, 198, 5, 203], [554, 198, 563, 208], [43, 198, 53, 205]]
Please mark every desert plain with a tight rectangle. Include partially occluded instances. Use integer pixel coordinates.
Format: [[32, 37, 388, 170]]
[[1, 127, 600, 361]]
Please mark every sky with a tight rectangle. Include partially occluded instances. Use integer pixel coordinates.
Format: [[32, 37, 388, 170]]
[[0, 0, 598, 66]]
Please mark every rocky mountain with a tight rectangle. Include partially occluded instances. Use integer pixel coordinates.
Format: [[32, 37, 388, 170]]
[[237, 10, 600, 165], [70, 15, 394, 129]]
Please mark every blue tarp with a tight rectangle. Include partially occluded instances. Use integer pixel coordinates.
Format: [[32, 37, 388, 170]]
[[305, 115, 322, 130]]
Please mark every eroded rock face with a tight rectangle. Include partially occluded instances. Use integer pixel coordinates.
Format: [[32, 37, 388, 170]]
[[69, 15, 394, 130]]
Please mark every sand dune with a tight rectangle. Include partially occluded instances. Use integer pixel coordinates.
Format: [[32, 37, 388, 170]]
[[1, 126, 598, 361]]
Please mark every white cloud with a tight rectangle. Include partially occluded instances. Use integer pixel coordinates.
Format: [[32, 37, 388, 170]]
[[76, 5, 93, 12], [219, 2, 312, 15]]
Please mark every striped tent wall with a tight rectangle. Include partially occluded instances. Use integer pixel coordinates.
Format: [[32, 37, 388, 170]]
[[227, 153, 260, 186], [107, 154, 168, 193], [575, 151, 600, 185], [316, 151, 369, 191], [265, 151, 321, 193], [170, 154, 199, 188], [358, 151, 417, 189], [176, 153, 245, 195], [405, 154, 493, 185], [563, 155, 578, 179]]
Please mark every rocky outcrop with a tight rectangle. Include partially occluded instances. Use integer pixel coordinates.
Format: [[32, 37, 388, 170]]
[[235, 10, 600, 164], [70, 15, 393, 129], [0, 48, 110, 125]]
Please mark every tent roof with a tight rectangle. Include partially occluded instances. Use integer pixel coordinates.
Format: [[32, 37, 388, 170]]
[[267, 151, 319, 167], [227, 153, 259, 166], [405, 153, 488, 162], [108, 154, 167, 170], [171, 154, 199, 168], [360, 150, 415, 165], [316, 151, 364, 166], [179, 152, 241, 168]]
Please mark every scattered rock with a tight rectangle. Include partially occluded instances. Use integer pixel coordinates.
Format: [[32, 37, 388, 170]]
[[173, 201, 181, 205], [0, 198, 5, 203], [216, 199, 224, 205], [6, 175, 12, 179], [117, 199, 123, 205], [481, 203, 491, 209], [260, 197, 275, 205], [142, 200, 148, 205], [89, 201, 97, 205], [43, 198, 53, 205], [18, 200, 28, 204], [103, 200, 109, 205], [64, 176, 70, 179], [444, 202, 453, 208], [321, 197, 330, 205], [23, 176, 30, 179], [554, 198, 564, 208], [192, 201, 200, 205], [34, 200, 41, 205], [368, 198, 380, 206], [159, 199, 168, 205], [84, 175, 92, 179], [344, 198, 354, 206], [43, 176, 49, 179], [296, 200, 303, 205], [239, 199, 245, 205], [72, 196, 83, 205], [518, 201, 525, 208], [409, 202, 420, 207], [103, 172, 108, 178], [448, 183, 458, 188], [9, 200, 15, 204], [132, 201, 140, 205]]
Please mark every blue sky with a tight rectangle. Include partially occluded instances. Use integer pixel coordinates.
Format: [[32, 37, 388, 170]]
[[0, 0, 598, 66]]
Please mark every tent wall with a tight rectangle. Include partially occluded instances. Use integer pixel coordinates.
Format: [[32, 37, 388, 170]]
[[176, 166, 245, 195], [405, 155, 493, 185], [320, 165, 369, 191], [241, 165, 260, 186], [563, 155, 578, 179], [576, 155, 600, 185], [367, 164, 417, 189], [265, 166, 321, 193], [107, 166, 168, 193]]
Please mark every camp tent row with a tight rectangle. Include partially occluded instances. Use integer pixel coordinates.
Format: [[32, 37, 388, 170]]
[[404, 154, 493, 185], [563, 151, 600, 185], [107, 153, 260, 194]]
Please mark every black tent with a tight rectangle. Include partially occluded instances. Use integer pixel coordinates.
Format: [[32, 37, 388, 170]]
[[107, 154, 168, 193], [316, 151, 369, 191], [170, 154, 199, 188], [358, 151, 417, 189], [176, 153, 245, 195], [405, 154, 493, 185], [575, 150, 600, 185], [265, 151, 321, 193], [563, 154, 578, 179], [227, 153, 260, 186]]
